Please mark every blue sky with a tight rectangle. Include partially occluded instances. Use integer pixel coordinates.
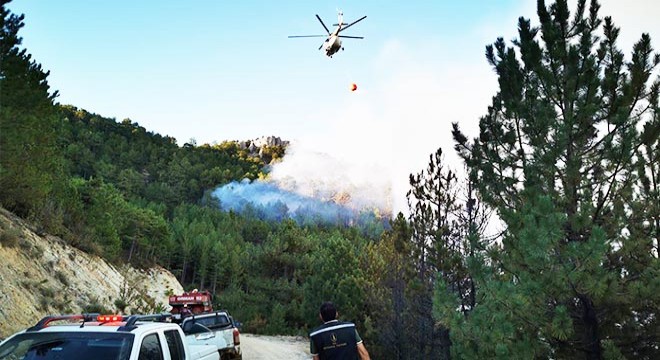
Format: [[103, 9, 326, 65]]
[[8, 0, 522, 143], [9, 0, 660, 214]]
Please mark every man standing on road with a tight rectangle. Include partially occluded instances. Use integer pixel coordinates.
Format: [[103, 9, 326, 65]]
[[309, 302, 370, 360]]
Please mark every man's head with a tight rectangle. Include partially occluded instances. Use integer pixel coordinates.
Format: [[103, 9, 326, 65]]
[[319, 301, 338, 322]]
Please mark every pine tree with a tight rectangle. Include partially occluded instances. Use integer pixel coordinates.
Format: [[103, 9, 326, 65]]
[[362, 213, 416, 359], [452, 0, 659, 358], [405, 147, 462, 359], [406, 147, 492, 359], [0, 0, 62, 220]]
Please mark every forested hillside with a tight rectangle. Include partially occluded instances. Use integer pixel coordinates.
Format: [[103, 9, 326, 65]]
[[1, 1, 658, 359]]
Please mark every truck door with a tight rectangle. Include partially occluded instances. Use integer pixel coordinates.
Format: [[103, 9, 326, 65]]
[[138, 333, 164, 360], [164, 330, 185, 360]]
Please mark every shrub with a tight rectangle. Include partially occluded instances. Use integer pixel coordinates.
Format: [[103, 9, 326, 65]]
[[55, 271, 70, 287], [82, 298, 111, 314], [0, 227, 21, 248], [39, 285, 55, 298]]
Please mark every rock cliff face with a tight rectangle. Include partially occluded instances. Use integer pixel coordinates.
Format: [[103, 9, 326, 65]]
[[236, 136, 289, 161], [236, 136, 289, 150], [0, 207, 184, 338]]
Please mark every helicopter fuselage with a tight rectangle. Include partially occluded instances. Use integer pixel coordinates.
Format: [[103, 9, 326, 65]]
[[323, 35, 342, 57]]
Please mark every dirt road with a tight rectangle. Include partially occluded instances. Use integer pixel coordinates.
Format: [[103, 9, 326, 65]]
[[240, 333, 310, 359]]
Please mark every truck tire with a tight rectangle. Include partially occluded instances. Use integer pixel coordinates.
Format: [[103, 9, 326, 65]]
[[220, 352, 242, 360]]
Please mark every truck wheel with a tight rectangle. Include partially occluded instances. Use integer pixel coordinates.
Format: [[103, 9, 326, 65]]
[[219, 351, 241, 360]]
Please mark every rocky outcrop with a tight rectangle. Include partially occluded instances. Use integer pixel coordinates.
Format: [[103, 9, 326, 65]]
[[0, 207, 184, 338], [237, 136, 289, 158], [237, 136, 289, 150]]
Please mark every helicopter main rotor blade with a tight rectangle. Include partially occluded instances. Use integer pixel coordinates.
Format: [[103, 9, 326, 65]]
[[288, 35, 327, 38], [315, 14, 331, 35], [338, 35, 363, 39], [338, 15, 366, 33]]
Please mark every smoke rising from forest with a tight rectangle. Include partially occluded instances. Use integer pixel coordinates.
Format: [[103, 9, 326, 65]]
[[211, 143, 393, 228], [212, 179, 353, 224]]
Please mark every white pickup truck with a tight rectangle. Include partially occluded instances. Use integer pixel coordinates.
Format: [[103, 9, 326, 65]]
[[0, 314, 219, 360], [181, 311, 242, 360]]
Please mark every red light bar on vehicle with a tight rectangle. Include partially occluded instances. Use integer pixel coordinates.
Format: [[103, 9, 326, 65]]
[[27, 313, 100, 332], [98, 315, 125, 322]]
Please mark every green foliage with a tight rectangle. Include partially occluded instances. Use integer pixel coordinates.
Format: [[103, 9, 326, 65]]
[[360, 214, 418, 359], [54, 270, 70, 287], [52, 105, 267, 217], [0, 226, 21, 247], [255, 144, 286, 164], [0, 0, 65, 223], [19, 237, 43, 258], [114, 298, 129, 313], [114, 267, 164, 314], [264, 303, 287, 335], [451, 0, 660, 358], [81, 299, 111, 314], [402, 146, 492, 359], [302, 231, 367, 324]]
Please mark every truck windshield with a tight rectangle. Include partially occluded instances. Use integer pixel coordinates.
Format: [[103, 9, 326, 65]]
[[0, 332, 134, 360]]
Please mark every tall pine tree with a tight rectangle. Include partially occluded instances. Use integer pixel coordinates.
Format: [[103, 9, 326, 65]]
[[452, 0, 659, 358], [0, 0, 62, 221]]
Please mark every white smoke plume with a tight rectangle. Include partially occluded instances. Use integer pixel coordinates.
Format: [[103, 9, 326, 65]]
[[214, 38, 491, 221], [266, 142, 393, 217], [212, 179, 358, 226], [211, 141, 393, 227]]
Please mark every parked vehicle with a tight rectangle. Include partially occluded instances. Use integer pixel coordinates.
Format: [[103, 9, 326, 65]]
[[0, 313, 219, 360], [169, 290, 214, 321], [181, 311, 242, 360]]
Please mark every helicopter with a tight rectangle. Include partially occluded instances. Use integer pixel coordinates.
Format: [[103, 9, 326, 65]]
[[288, 10, 367, 58]]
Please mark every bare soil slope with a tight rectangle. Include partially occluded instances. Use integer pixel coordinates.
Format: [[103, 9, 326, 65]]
[[0, 207, 184, 338]]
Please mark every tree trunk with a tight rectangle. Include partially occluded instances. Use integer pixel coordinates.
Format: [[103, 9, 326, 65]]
[[211, 266, 218, 294], [127, 237, 136, 263], [579, 294, 602, 359], [437, 326, 452, 360], [181, 253, 188, 284], [392, 267, 404, 360]]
